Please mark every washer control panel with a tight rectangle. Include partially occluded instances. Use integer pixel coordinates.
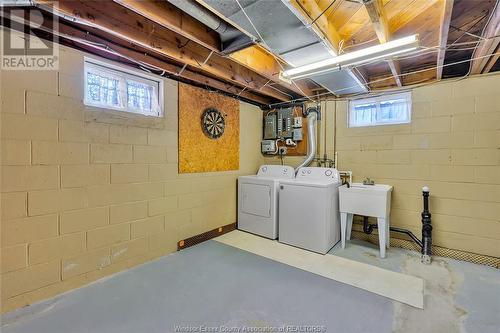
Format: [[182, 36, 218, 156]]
[[257, 165, 294, 179], [297, 167, 340, 181]]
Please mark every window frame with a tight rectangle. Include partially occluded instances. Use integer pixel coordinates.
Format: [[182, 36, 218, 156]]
[[84, 57, 164, 117], [348, 92, 411, 128]]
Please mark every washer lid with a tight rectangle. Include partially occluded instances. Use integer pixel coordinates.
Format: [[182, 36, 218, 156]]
[[280, 178, 340, 188]]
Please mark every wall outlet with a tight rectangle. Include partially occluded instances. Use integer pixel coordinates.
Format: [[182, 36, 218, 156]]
[[278, 146, 287, 155]]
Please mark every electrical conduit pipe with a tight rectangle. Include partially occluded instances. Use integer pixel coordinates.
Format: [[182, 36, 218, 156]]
[[296, 106, 320, 173]]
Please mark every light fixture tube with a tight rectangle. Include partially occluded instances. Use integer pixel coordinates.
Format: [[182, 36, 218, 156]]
[[283, 35, 419, 79]]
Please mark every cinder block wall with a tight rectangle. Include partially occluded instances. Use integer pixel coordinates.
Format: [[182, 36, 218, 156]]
[[335, 75, 500, 258], [0, 45, 264, 312], [263, 75, 499, 258]]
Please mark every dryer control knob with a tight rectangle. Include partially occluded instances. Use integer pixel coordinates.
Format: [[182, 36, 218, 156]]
[[301, 170, 306, 175], [261, 166, 267, 172], [325, 170, 332, 177], [307, 170, 312, 174], [283, 168, 288, 173]]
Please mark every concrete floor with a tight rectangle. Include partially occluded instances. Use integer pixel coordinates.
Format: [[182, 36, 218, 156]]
[[1, 238, 499, 333], [330, 239, 500, 333]]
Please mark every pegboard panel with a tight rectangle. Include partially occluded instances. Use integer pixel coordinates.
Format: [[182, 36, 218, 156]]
[[178, 83, 240, 173]]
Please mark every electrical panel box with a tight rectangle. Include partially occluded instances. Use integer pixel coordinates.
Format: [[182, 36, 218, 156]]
[[264, 114, 277, 139], [278, 108, 294, 138], [261, 140, 276, 153]]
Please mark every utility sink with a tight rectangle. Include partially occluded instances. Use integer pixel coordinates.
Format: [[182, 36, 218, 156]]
[[339, 183, 393, 218], [339, 183, 393, 258]]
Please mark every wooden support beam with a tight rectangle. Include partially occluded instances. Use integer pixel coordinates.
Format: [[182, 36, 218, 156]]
[[471, 2, 500, 74], [362, 0, 402, 87], [113, 0, 220, 52], [386, 60, 402, 87], [363, 0, 390, 43], [113, 0, 313, 97], [437, 0, 454, 80], [289, 0, 342, 52], [482, 47, 499, 73], [35, 0, 295, 102], [5, 6, 274, 105]]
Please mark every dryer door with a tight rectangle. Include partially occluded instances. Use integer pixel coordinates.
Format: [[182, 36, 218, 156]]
[[240, 183, 271, 217]]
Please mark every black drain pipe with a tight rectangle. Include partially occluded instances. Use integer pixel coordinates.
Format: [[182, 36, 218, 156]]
[[361, 186, 432, 264], [421, 186, 432, 264]]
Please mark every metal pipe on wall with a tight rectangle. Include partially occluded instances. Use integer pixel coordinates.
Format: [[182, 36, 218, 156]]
[[296, 106, 320, 172]]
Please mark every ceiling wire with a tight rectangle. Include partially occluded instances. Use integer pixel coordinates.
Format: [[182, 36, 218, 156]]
[[233, 0, 313, 101], [71, 16, 499, 107], [71, 30, 498, 108], [349, 33, 500, 71], [267, 51, 500, 107], [448, 10, 490, 47], [326, 0, 344, 20], [76, 26, 496, 107], [311, 0, 337, 25], [467, 0, 499, 76], [44, 0, 498, 107], [450, 25, 487, 40]]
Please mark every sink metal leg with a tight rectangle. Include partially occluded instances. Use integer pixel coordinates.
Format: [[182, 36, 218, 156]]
[[346, 213, 353, 240], [386, 216, 390, 249], [341, 212, 347, 249], [377, 218, 386, 258], [341, 213, 354, 249]]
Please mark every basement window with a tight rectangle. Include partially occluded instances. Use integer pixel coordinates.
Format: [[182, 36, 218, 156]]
[[84, 58, 163, 117], [348, 92, 411, 127]]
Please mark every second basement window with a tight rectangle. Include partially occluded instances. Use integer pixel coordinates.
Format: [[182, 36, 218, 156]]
[[349, 92, 411, 127], [84, 58, 163, 117]]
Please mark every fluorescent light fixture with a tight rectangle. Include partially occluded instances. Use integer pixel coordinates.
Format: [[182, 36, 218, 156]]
[[283, 35, 419, 80]]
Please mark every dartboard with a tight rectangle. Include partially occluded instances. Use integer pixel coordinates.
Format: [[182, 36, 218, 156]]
[[201, 108, 225, 139]]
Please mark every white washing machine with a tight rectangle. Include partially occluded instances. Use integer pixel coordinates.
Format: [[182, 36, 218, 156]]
[[278, 167, 342, 254], [238, 165, 295, 239]]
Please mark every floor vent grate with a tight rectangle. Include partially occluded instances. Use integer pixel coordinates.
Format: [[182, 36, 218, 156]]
[[177, 223, 237, 250]]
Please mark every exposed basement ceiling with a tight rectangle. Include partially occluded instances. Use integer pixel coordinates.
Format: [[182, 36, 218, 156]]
[[1, 0, 498, 106], [199, 0, 368, 95]]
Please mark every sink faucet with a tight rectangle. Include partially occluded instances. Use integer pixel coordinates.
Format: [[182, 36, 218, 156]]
[[363, 177, 375, 185]]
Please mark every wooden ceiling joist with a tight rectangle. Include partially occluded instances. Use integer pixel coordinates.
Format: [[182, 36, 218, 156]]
[[112, 0, 312, 97], [437, 0, 454, 80], [363, 0, 402, 87], [35, 0, 298, 103], [8, 9, 274, 106], [388, 0, 440, 34], [290, 0, 342, 52], [16, 0, 496, 97], [113, 0, 220, 52], [470, 2, 500, 74]]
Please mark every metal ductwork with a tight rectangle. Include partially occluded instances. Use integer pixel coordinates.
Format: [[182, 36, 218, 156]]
[[166, 0, 255, 54], [296, 106, 320, 172], [200, 0, 367, 96]]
